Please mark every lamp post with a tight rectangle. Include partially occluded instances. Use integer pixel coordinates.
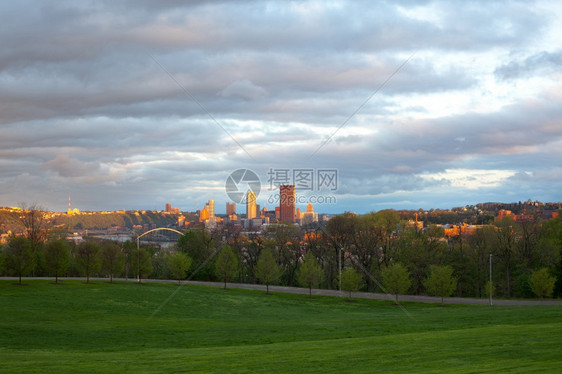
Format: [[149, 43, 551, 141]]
[[339, 247, 343, 297], [489, 253, 493, 306], [136, 236, 140, 283]]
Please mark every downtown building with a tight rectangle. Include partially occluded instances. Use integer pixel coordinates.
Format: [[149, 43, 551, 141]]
[[246, 191, 257, 219], [279, 185, 295, 223]]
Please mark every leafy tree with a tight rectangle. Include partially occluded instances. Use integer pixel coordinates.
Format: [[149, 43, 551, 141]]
[[167, 252, 193, 284], [467, 227, 495, 297], [324, 212, 357, 289], [371, 209, 401, 268], [494, 218, 517, 297], [239, 233, 263, 283], [340, 267, 363, 299], [267, 224, 302, 286], [75, 241, 102, 284], [297, 252, 324, 298], [484, 280, 495, 299], [177, 229, 217, 281], [131, 248, 153, 284], [381, 263, 411, 303], [348, 215, 384, 290], [529, 268, 556, 300], [215, 245, 238, 289], [424, 265, 457, 306], [255, 248, 282, 294], [536, 217, 562, 297], [122, 240, 137, 279], [4, 236, 35, 285], [396, 229, 447, 294], [101, 242, 125, 283], [44, 239, 71, 284], [0, 246, 4, 275]]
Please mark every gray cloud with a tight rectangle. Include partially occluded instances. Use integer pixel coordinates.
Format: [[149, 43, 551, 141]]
[[0, 0, 560, 212], [495, 50, 562, 80]]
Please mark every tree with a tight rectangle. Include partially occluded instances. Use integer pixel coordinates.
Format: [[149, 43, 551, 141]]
[[395, 227, 447, 295], [267, 224, 302, 286], [381, 263, 411, 303], [0, 246, 5, 275], [75, 241, 101, 284], [529, 268, 556, 300], [177, 229, 217, 281], [536, 217, 562, 297], [424, 265, 457, 306], [255, 248, 282, 294], [15, 204, 50, 260], [215, 245, 238, 289], [494, 218, 517, 297], [340, 267, 363, 299], [297, 252, 324, 298], [484, 280, 495, 299], [131, 248, 153, 284], [167, 252, 192, 284], [44, 239, 71, 284], [4, 236, 34, 285], [101, 242, 126, 283]]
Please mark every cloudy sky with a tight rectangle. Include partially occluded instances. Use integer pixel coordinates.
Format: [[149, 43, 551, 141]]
[[1, 1, 561, 214]]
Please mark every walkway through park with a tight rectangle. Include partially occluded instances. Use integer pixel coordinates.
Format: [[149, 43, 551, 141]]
[[3, 277, 561, 306]]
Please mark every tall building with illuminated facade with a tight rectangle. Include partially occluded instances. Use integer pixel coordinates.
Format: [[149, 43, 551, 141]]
[[246, 191, 257, 219], [302, 202, 318, 225], [226, 202, 236, 216], [279, 185, 295, 223], [204, 200, 215, 219]]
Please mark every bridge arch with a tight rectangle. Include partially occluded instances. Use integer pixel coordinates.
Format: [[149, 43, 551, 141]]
[[135, 227, 184, 283]]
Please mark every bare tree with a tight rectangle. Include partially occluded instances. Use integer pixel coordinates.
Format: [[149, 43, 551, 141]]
[[15, 203, 50, 253]]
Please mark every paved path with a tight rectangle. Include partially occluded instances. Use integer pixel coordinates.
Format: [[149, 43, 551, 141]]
[[3, 277, 561, 306]]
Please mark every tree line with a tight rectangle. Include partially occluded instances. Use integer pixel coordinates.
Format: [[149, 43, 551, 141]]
[[1, 209, 560, 300]]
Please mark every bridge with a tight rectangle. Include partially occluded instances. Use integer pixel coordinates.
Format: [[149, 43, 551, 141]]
[[135, 227, 184, 282]]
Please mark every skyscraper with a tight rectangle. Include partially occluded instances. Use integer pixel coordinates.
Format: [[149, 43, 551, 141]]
[[246, 191, 257, 219], [204, 200, 215, 219], [302, 202, 318, 225], [226, 202, 236, 216], [279, 185, 295, 223]]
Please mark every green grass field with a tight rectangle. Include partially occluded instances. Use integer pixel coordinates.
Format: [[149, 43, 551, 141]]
[[1, 280, 561, 373]]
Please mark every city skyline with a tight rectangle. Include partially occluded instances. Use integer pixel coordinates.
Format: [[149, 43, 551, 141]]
[[1, 1, 561, 213]]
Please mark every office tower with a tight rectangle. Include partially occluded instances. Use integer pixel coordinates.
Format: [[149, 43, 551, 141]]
[[279, 185, 295, 223], [247, 191, 257, 219], [199, 207, 209, 222], [226, 202, 236, 216], [302, 202, 318, 225], [205, 200, 215, 219]]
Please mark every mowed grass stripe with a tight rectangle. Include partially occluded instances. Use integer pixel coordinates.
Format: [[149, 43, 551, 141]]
[[1, 323, 560, 373]]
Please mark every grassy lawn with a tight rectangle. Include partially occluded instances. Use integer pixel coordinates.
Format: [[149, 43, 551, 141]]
[[1, 280, 561, 373]]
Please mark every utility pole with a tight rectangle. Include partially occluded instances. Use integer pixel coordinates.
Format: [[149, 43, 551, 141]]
[[489, 253, 493, 306]]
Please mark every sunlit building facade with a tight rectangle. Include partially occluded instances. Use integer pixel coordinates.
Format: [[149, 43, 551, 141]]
[[247, 191, 257, 219], [279, 185, 295, 223]]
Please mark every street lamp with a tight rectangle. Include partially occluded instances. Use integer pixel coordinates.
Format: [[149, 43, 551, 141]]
[[136, 236, 140, 283], [489, 253, 493, 306], [339, 247, 343, 297]]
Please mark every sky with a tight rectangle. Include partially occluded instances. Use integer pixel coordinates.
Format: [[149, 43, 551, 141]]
[[1, 0, 561, 214]]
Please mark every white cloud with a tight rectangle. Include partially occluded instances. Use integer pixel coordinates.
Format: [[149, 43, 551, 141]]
[[420, 169, 517, 190]]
